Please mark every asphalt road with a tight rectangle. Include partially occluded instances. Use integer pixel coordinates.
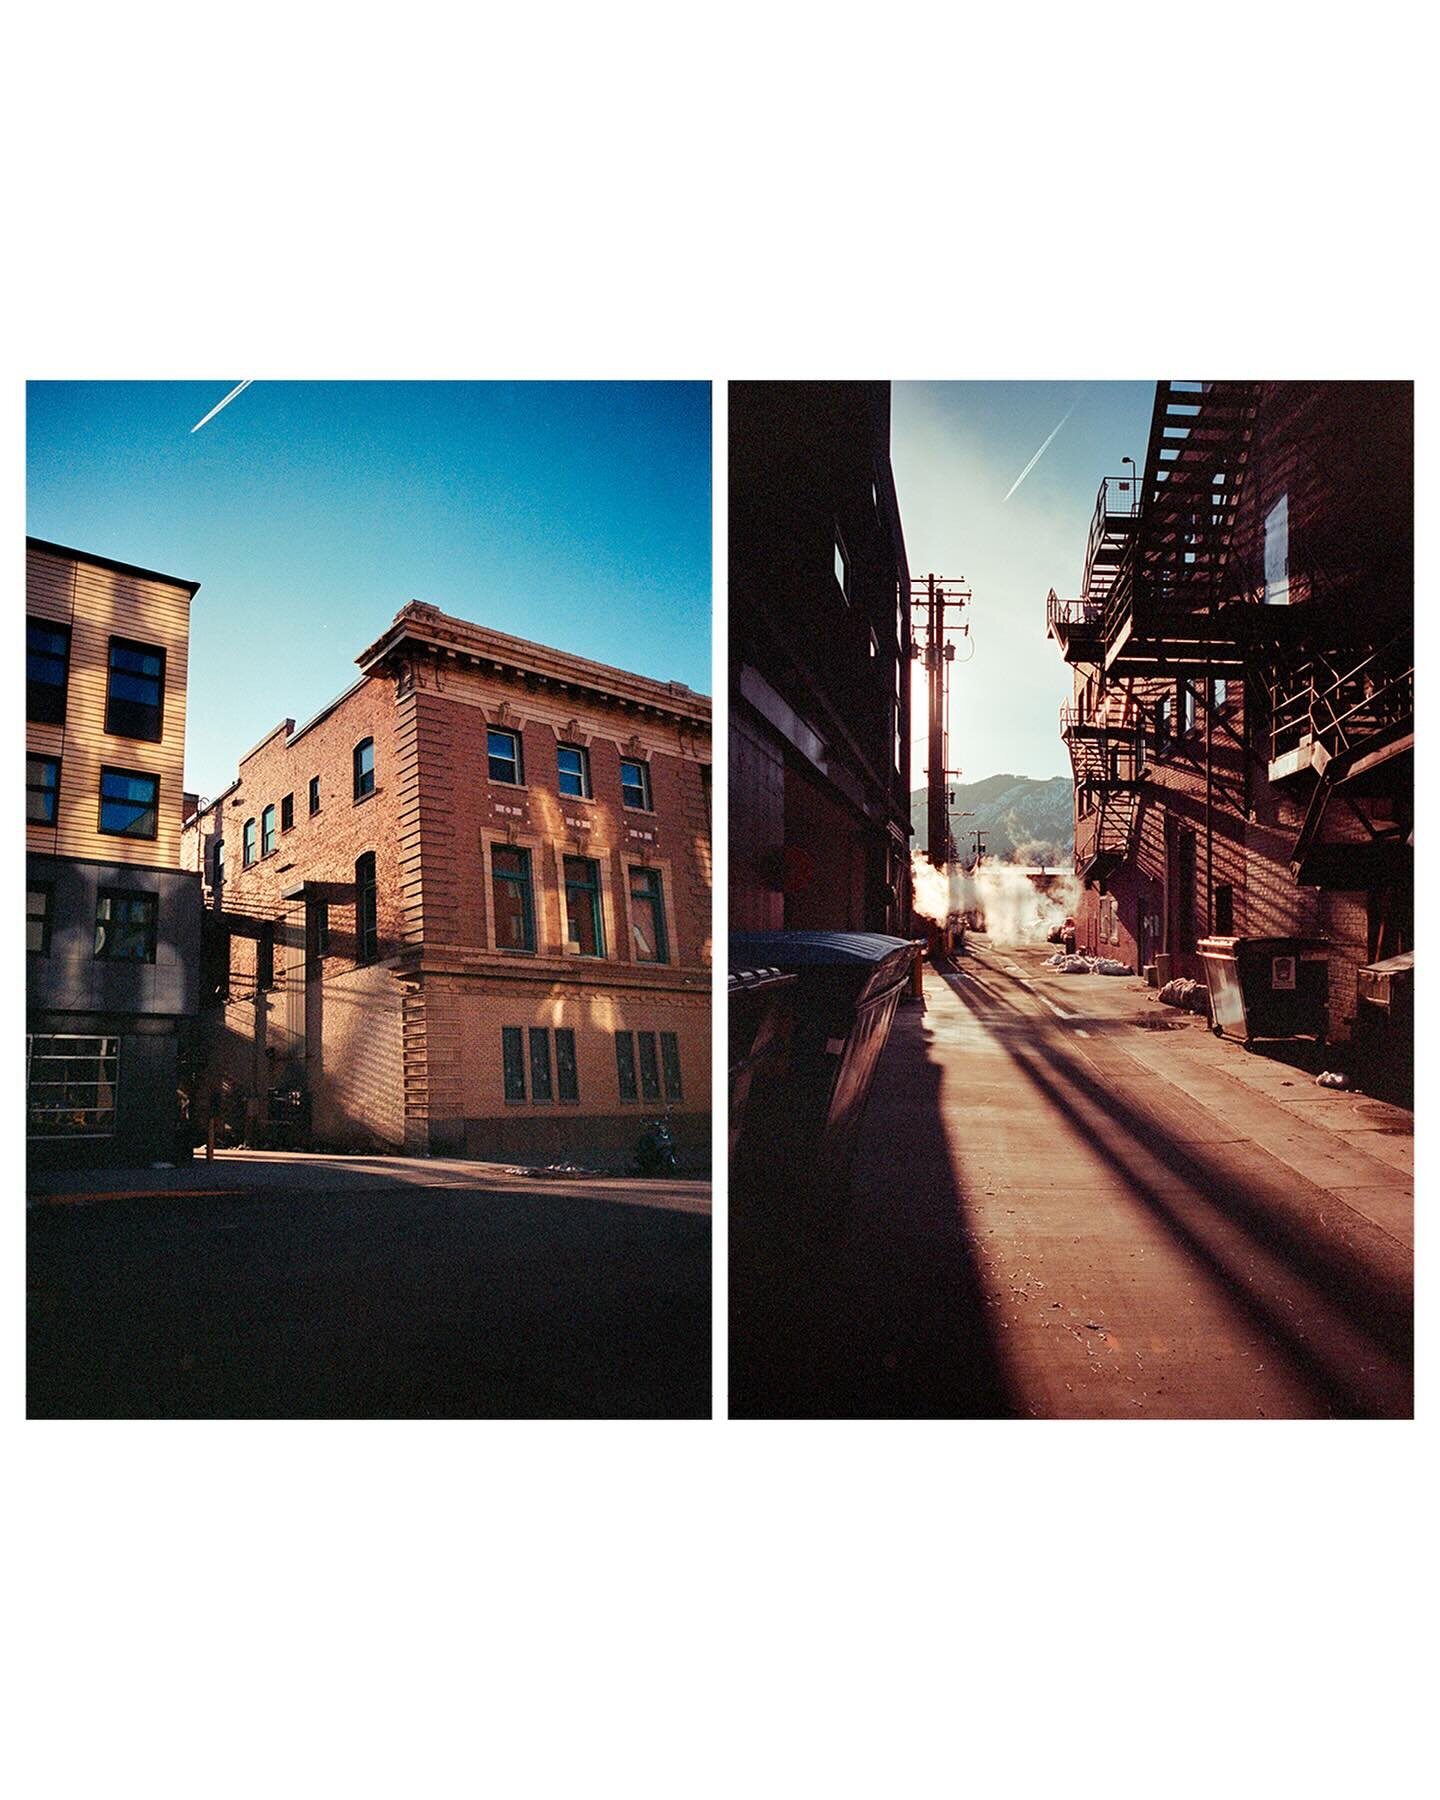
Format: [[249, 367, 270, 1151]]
[[732, 940, 1412, 1419], [28, 1157, 711, 1419]]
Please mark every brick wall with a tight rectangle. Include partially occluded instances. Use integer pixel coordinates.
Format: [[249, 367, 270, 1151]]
[[1061, 382, 1411, 1045], [182, 614, 712, 1162]]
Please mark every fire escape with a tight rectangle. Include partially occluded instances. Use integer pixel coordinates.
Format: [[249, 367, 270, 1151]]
[[1267, 632, 1413, 887], [1061, 689, 1145, 882], [1045, 469, 1140, 666], [1102, 381, 1259, 677], [1047, 470, 1146, 880], [1048, 385, 1264, 886]]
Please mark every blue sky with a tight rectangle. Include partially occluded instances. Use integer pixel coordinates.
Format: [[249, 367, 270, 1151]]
[[892, 381, 1156, 784], [27, 381, 712, 800]]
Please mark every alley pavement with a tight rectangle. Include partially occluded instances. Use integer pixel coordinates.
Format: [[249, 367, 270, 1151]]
[[735, 937, 1412, 1419], [28, 1152, 711, 1419]]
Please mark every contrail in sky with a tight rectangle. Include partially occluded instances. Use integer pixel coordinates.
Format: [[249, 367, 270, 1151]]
[[1002, 401, 1076, 502], [190, 380, 254, 433]]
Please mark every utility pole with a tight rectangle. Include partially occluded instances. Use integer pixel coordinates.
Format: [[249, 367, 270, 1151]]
[[911, 575, 971, 870], [971, 829, 988, 866]]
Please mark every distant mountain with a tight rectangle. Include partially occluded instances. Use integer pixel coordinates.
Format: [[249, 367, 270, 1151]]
[[911, 773, 1073, 865]]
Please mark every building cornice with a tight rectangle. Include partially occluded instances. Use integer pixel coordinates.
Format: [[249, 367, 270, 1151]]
[[356, 602, 712, 731]]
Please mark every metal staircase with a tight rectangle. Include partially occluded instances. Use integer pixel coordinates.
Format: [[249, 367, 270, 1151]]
[[1104, 381, 1260, 675], [1062, 690, 1145, 880], [1046, 472, 1141, 664]]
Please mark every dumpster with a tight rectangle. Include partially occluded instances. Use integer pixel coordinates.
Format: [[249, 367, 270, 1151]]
[[728, 966, 797, 1166], [1354, 949, 1413, 1066], [729, 931, 917, 1228], [1198, 936, 1329, 1047]]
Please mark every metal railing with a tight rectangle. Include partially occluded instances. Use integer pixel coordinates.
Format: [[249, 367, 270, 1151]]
[[1047, 588, 1102, 632], [1081, 475, 1142, 603], [1269, 635, 1414, 766]]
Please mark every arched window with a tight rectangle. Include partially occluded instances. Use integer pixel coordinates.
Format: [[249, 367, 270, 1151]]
[[353, 737, 375, 801], [243, 818, 257, 867]]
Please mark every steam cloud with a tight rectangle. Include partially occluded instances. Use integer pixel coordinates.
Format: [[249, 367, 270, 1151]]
[[910, 850, 1082, 947]]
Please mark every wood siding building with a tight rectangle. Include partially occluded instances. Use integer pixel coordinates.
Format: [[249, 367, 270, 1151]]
[[26, 538, 203, 1165]]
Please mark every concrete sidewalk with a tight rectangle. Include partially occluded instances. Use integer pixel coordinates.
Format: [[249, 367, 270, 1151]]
[[976, 939, 1412, 1246], [734, 936, 1412, 1419], [27, 1148, 711, 1216]]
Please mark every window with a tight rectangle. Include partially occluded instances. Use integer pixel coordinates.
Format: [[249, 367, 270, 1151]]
[[637, 1032, 662, 1102], [488, 727, 523, 785], [1212, 676, 1227, 711], [355, 852, 378, 963], [491, 845, 535, 952], [99, 767, 159, 840], [615, 1030, 672, 1105], [27, 1034, 119, 1139], [1264, 494, 1290, 604], [628, 866, 669, 963], [261, 803, 277, 855], [27, 619, 70, 725], [94, 889, 158, 962], [502, 1027, 527, 1102], [564, 855, 605, 956], [256, 927, 275, 990], [619, 758, 652, 811], [615, 1031, 639, 1104], [105, 638, 165, 741], [557, 743, 591, 799], [1155, 695, 1173, 751], [834, 528, 850, 602], [28, 885, 53, 956], [308, 775, 321, 815], [353, 738, 375, 801], [27, 755, 60, 826], [555, 1028, 579, 1103], [243, 818, 257, 867], [1182, 682, 1198, 735], [529, 1028, 554, 1102], [660, 1031, 683, 1101], [307, 898, 329, 970], [1214, 882, 1235, 936], [500, 1030, 577, 1107], [214, 838, 225, 887], [280, 792, 294, 832]]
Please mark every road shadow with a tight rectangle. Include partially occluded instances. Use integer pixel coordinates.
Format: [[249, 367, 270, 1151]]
[[729, 992, 1020, 1419], [28, 1176, 710, 1419]]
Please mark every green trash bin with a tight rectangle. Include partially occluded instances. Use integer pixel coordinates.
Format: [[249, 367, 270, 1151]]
[[1198, 935, 1329, 1047]]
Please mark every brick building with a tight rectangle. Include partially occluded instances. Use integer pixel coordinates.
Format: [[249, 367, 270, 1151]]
[[1047, 381, 1412, 1045], [730, 381, 913, 935], [182, 601, 711, 1165], [26, 538, 203, 1165]]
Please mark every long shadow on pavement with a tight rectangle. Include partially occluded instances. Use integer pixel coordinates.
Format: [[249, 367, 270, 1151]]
[[729, 994, 1020, 1420], [942, 966, 1411, 1418]]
